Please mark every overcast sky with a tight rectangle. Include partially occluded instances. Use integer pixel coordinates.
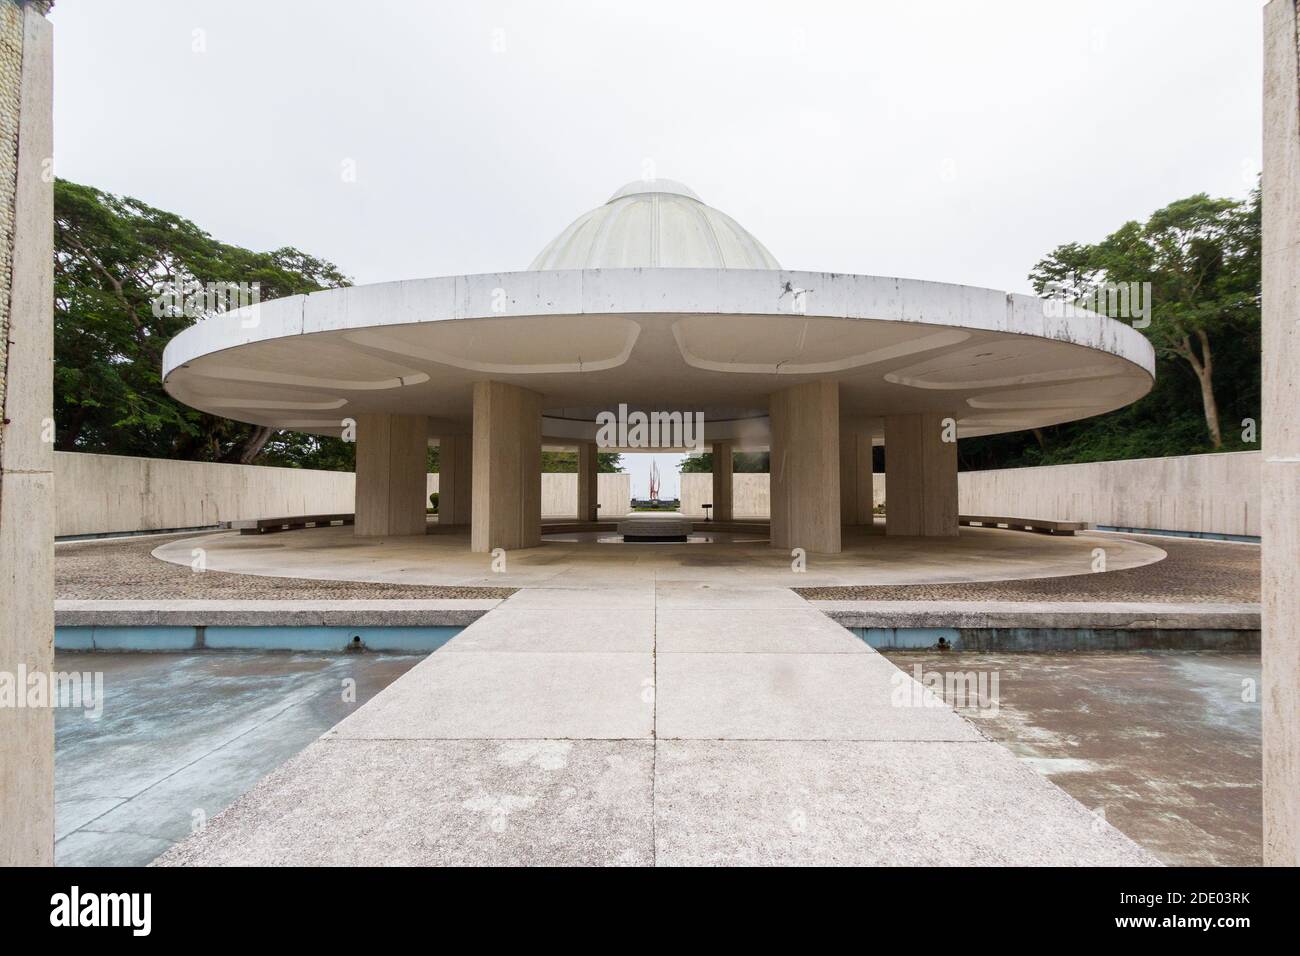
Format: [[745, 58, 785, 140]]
[[49, 0, 1264, 497]]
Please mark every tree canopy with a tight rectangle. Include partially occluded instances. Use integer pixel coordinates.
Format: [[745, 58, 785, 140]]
[[54, 179, 351, 465], [962, 189, 1260, 469]]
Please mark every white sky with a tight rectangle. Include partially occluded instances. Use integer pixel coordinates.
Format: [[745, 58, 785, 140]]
[[49, 0, 1265, 496]]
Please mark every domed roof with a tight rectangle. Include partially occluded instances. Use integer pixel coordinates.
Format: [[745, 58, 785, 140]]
[[528, 179, 781, 270]]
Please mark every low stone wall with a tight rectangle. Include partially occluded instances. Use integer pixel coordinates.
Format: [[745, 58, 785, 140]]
[[681, 452, 1258, 537], [680, 473, 771, 517], [680, 472, 886, 518], [55, 452, 356, 536], [540, 472, 631, 517], [429, 472, 631, 518], [957, 451, 1260, 538], [55, 454, 637, 536], [57, 450, 1255, 539]]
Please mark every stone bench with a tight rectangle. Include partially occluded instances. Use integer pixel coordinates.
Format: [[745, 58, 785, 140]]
[[959, 514, 1090, 536], [231, 514, 355, 534]]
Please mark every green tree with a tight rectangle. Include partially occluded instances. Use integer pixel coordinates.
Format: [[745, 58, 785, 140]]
[[679, 451, 769, 473], [541, 451, 623, 472], [53, 180, 350, 463], [1029, 190, 1260, 449]]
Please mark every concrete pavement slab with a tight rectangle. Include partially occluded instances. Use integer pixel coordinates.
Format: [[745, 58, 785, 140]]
[[502, 584, 656, 609], [656, 608, 870, 654], [330, 651, 656, 739], [156, 738, 654, 866], [442, 607, 653, 653], [653, 739, 1159, 866], [655, 651, 985, 741], [655, 582, 809, 609]]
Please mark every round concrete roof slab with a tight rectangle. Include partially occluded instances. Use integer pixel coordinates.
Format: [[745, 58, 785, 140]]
[[162, 267, 1155, 442]]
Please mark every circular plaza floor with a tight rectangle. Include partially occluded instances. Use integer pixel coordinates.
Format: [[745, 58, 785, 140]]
[[149, 520, 1166, 590]]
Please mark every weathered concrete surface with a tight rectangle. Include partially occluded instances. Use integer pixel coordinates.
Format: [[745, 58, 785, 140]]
[[54, 651, 423, 866], [681, 471, 774, 518], [655, 740, 1151, 866], [56, 530, 514, 601], [147, 522, 1166, 590], [656, 652, 986, 741], [815, 600, 1260, 631], [884, 651, 1262, 866], [0, 0, 54, 867], [433, 470, 631, 521], [157, 738, 654, 867], [472, 381, 542, 552], [54, 451, 357, 537], [839, 428, 875, 526], [681, 452, 1261, 539], [54, 598, 502, 628], [769, 380, 841, 554], [354, 413, 429, 537], [885, 413, 958, 537], [1263, 0, 1300, 868], [158, 583, 1159, 866], [710, 439, 734, 522], [53, 452, 636, 538], [959, 451, 1261, 539], [798, 532, 1257, 604], [160, 268, 1156, 445]]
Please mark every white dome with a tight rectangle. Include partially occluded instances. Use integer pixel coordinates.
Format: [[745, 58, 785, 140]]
[[528, 179, 781, 270]]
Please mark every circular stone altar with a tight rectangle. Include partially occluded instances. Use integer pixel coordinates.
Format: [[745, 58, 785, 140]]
[[617, 512, 695, 542]]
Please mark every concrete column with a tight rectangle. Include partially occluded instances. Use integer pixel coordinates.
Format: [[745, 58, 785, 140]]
[[1263, 0, 1300, 867], [472, 381, 542, 552], [711, 440, 734, 521], [0, 1, 54, 866], [769, 381, 841, 553], [437, 434, 472, 527], [354, 413, 430, 537], [884, 413, 958, 537], [577, 441, 599, 521], [839, 429, 875, 526]]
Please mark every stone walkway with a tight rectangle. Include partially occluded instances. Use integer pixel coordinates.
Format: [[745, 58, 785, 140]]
[[157, 583, 1158, 866]]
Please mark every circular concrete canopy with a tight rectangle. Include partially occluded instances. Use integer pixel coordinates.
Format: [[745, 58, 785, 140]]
[[162, 181, 1155, 444]]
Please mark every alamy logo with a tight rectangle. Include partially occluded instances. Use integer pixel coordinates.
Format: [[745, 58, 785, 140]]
[[0, 667, 103, 718], [151, 278, 261, 325], [1041, 277, 1152, 329], [50, 886, 151, 936], [890, 665, 999, 717], [595, 404, 704, 452]]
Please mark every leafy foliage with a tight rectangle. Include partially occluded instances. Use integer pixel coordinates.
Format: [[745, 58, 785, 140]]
[[679, 451, 769, 473], [541, 451, 623, 472], [962, 189, 1260, 468], [54, 179, 350, 464]]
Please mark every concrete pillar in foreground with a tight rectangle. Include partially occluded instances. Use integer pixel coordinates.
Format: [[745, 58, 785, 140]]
[[1263, 0, 1300, 867], [883, 413, 958, 537], [0, 0, 54, 866], [711, 439, 734, 521], [577, 441, 599, 521], [437, 434, 472, 527], [769, 381, 841, 553], [472, 381, 542, 552], [354, 413, 431, 537], [839, 429, 875, 526]]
